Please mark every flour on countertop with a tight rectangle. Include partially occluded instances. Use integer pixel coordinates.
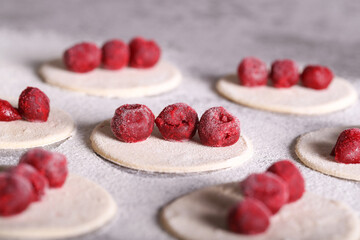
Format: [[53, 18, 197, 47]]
[[1, 26, 360, 240]]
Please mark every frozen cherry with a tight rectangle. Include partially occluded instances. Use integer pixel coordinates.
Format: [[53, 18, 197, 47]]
[[241, 172, 289, 214], [111, 104, 155, 143], [331, 128, 360, 164], [155, 103, 198, 141], [129, 37, 161, 68], [237, 57, 268, 87], [301, 65, 333, 90], [0, 99, 21, 121], [20, 148, 68, 188], [8, 163, 48, 201], [198, 107, 240, 147], [228, 197, 271, 235], [63, 42, 101, 73], [267, 160, 305, 203], [270, 59, 299, 88], [102, 39, 130, 70], [0, 172, 33, 216], [18, 87, 50, 122]]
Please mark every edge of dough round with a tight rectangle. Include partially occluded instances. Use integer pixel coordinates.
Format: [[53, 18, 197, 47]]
[[160, 183, 360, 240], [216, 75, 357, 115], [90, 120, 253, 173], [0, 174, 117, 239], [0, 108, 75, 149], [295, 126, 360, 181], [39, 61, 182, 98]]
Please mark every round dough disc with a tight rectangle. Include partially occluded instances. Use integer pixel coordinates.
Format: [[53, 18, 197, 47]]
[[216, 75, 357, 115], [0, 108, 75, 149], [90, 120, 253, 173], [39, 60, 182, 98], [160, 183, 360, 240], [0, 174, 117, 239], [295, 126, 360, 181]]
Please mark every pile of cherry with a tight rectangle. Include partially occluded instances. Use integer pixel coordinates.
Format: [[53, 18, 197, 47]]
[[0, 148, 68, 216], [0, 87, 50, 122], [110, 103, 241, 147], [237, 57, 334, 90], [63, 36, 161, 73], [227, 160, 305, 235]]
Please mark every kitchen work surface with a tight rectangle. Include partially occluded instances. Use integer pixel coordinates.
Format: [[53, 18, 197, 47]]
[[1, 0, 360, 239]]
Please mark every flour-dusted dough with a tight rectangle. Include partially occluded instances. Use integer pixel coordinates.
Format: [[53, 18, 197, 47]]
[[216, 75, 357, 115], [160, 183, 360, 240], [90, 120, 253, 173], [0, 174, 117, 239], [295, 126, 360, 181], [0, 108, 75, 149], [39, 60, 182, 98]]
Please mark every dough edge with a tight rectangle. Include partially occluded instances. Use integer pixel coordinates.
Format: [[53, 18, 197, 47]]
[[0, 108, 75, 149], [90, 120, 253, 173], [39, 61, 182, 98], [0, 174, 117, 239], [216, 76, 357, 115], [160, 183, 360, 240], [295, 126, 360, 181]]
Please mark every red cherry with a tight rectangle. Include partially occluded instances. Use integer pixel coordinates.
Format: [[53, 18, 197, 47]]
[[102, 39, 130, 70], [155, 103, 198, 141], [0, 172, 33, 216], [63, 42, 101, 73], [237, 57, 268, 87], [241, 172, 289, 214], [129, 37, 161, 68], [8, 163, 49, 201], [0, 99, 21, 121], [20, 148, 68, 188], [301, 65, 333, 90], [18, 87, 50, 122], [270, 59, 299, 88], [228, 197, 271, 235], [111, 104, 155, 143], [332, 128, 360, 164], [198, 107, 240, 147], [267, 160, 305, 203]]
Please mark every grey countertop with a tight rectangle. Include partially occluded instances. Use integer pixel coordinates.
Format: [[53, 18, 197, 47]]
[[1, 0, 360, 239]]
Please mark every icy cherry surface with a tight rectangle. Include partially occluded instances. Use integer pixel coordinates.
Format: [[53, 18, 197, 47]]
[[332, 128, 360, 164], [241, 172, 289, 214], [9, 163, 48, 201], [270, 59, 299, 88], [102, 39, 130, 70], [198, 107, 240, 147], [0, 99, 21, 121], [301, 65, 333, 90], [0, 172, 33, 216], [228, 197, 271, 235], [267, 160, 305, 203], [63, 42, 101, 73], [111, 104, 155, 143], [129, 37, 160, 68], [155, 103, 198, 141], [18, 87, 50, 122], [20, 148, 68, 188], [237, 57, 268, 87]]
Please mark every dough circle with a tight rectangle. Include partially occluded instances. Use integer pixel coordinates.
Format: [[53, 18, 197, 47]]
[[90, 120, 253, 173], [0, 108, 75, 149], [295, 126, 360, 181], [39, 60, 182, 98], [0, 174, 117, 239], [216, 75, 357, 115], [160, 182, 360, 240]]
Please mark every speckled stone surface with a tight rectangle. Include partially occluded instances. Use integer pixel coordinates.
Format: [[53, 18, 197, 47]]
[[0, 1, 360, 239]]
